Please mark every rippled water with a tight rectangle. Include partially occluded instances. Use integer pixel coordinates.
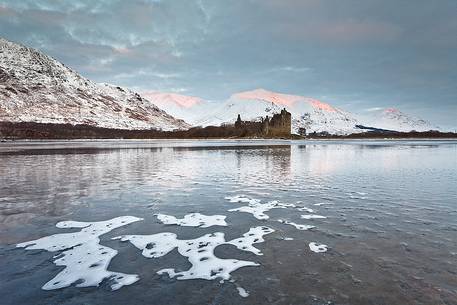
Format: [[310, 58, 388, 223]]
[[0, 140, 456, 305]]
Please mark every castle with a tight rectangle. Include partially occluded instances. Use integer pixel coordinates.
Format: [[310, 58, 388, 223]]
[[234, 108, 291, 138]]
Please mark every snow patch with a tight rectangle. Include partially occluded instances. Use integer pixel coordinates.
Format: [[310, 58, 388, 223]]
[[16, 216, 143, 291], [156, 213, 227, 228]]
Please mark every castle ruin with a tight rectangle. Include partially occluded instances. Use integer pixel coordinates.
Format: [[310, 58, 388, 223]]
[[234, 108, 291, 138]]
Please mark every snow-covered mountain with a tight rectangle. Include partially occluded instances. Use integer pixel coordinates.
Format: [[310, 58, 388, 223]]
[[149, 88, 359, 135], [358, 108, 438, 132], [145, 88, 439, 135], [0, 38, 189, 130], [140, 92, 210, 125]]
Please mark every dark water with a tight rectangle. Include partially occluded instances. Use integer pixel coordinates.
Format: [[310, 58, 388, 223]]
[[0, 140, 456, 305]]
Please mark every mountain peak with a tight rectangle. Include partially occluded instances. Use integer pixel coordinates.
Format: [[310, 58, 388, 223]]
[[384, 107, 400, 114], [0, 37, 189, 130], [359, 107, 437, 132], [141, 92, 204, 109], [231, 88, 338, 113], [231, 88, 302, 107]]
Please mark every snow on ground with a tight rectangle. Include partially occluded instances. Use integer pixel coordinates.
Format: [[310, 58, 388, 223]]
[[309, 242, 328, 253], [16, 216, 143, 291], [156, 213, 227, 228], [114, 226, 274, 281]]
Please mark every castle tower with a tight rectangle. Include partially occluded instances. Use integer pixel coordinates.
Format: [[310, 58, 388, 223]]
[[235, 114, 242, 128]]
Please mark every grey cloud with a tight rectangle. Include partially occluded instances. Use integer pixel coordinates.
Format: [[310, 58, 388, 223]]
[[0, 0, 456, 127]]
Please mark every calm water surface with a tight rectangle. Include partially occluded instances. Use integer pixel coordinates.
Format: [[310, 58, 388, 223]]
[[0, 140, 456, 305]]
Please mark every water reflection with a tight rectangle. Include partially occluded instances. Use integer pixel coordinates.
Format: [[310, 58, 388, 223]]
[[0, 140, 456, 305]]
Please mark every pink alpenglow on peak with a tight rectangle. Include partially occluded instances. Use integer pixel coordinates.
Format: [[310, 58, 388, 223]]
[[231, 88, 337, 112], [140, 91, 210, 125], [142, 92, 204, 109], [308, 99, 337, 112], [384, 108, 400, 114], [231, 88, 303, 107]]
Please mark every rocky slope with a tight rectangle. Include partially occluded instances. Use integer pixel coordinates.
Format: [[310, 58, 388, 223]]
[[0, 38, 189, 131]]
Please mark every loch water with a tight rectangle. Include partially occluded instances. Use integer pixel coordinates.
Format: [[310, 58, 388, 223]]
[[0, 139, 456, 305]]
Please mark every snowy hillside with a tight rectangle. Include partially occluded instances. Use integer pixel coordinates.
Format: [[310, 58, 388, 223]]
[[358, 108, 438, 132], [0, 38, 189, 131], [145, 88, 439, 135], [160, 89, 360, 135]]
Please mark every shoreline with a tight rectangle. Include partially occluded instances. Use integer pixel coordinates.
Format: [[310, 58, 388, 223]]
[[1, 121, 456, 142]]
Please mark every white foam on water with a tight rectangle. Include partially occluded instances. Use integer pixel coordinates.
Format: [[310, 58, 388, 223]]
[[156, 213, 227, 228], [297, 207, 315, 213], [347, 192, 367, 199], [301, 214, 327, 220], [237, 286, 250, 298], [115, 226, 274, 281], [16, 216, 143, 291], [225, 195, 260, 205], [226, 195, 295, 220], [309, 242, 328, 253], [277, 219, 315, 231], [226, 226, 274, 255], [313, 202, 333, 206]]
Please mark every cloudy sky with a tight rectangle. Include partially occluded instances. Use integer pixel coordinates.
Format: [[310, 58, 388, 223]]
[[1, 0, 456, 128]]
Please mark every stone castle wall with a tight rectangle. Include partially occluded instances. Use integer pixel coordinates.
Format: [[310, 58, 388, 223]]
[[235, 108, 291, 138]]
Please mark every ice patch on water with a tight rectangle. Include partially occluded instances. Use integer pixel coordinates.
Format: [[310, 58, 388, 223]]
[[237, 286, 249, 297], [309, 242, 328, 253], [301, 214, 327, 220], [313, 202, 333, 206], [226, 226, 274, 255], [226, 195, 295, 220], [278, 219, 315, 231], [347, 192, 368, 199], [297, 207, 314, 213], [16, 216, 143, 291], [115, 226, 274, 281], [225, 195, 260, 205], [156, 213, 227, 228]]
